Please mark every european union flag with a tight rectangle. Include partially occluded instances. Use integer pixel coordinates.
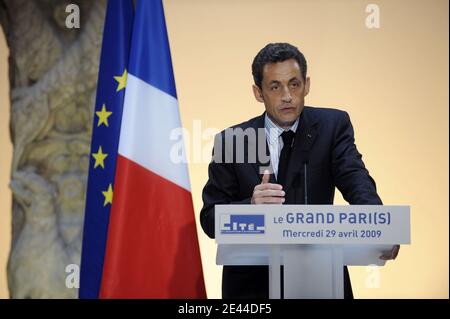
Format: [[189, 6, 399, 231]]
[[79, 0, 134, 299]]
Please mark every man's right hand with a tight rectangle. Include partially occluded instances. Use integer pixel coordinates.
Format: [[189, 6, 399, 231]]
[[251, 170, 285, 204]]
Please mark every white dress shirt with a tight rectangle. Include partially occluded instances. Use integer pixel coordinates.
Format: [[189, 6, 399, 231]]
[[264, 114, 299, 178]]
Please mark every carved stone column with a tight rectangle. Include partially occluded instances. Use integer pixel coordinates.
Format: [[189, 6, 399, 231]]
[[0, 0, 106, 298]]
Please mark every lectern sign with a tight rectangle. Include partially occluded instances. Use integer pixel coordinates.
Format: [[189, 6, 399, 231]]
[[216, 205, 410, 245], [215, 205, 411, 299], [220, 214, 265, 234]]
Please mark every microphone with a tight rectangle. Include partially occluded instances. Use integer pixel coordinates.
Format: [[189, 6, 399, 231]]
[[300, 148, 310, 205], [292, 149, 310, 204], [303, 161, 308, 205], [292, 131, 311, 204]]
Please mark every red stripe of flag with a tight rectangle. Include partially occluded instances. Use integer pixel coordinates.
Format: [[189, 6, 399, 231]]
[[100, 155, 206, 298]]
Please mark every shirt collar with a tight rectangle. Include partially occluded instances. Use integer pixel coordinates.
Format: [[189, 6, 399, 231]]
[[264, 113, 299, 145]]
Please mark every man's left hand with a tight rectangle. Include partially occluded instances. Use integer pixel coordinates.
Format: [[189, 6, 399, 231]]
[[380, 245, 400, 260]]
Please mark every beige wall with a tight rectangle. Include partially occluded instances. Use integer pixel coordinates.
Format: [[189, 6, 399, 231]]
[[0, 26, 11, 298], [164, 0, 449, 298], [0, 0, 448, 298]]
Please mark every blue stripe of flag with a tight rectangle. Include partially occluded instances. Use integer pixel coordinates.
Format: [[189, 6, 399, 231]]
[[79, 0, 134, 299], [128, 0, 177, 99]]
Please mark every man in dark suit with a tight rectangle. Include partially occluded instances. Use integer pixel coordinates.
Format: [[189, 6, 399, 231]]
[[200, 43, 399, 299]]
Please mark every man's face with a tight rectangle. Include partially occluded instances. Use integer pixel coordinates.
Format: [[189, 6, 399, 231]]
[[253, 58, 310, 129]]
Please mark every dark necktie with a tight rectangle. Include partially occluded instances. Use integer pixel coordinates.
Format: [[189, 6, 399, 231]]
[[277, 130, 295, 188]]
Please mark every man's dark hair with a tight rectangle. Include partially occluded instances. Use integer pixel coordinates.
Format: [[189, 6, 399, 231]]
[[252, 43, 307, 89]]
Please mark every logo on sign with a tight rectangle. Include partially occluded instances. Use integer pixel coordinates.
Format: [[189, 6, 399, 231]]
[[220, 214, 265, 234]]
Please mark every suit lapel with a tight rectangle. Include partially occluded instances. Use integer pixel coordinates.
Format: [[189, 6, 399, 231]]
[[284, 107, 319, 193]]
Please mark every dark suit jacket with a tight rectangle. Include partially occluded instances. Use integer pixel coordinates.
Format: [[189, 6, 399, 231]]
[[200, 106, 382, 299]]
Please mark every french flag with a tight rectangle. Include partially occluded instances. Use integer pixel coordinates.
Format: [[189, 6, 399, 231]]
[[80, 0, 206, 299]]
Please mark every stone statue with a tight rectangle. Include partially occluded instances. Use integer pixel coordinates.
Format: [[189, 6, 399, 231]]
[[0, 0, 106, 298]]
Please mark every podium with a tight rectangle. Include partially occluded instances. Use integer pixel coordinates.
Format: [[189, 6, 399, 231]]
[[215, 205, 410, 299]]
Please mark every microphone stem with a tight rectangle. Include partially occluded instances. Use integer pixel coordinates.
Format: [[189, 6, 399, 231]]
[[304, 162, 308, 205]]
